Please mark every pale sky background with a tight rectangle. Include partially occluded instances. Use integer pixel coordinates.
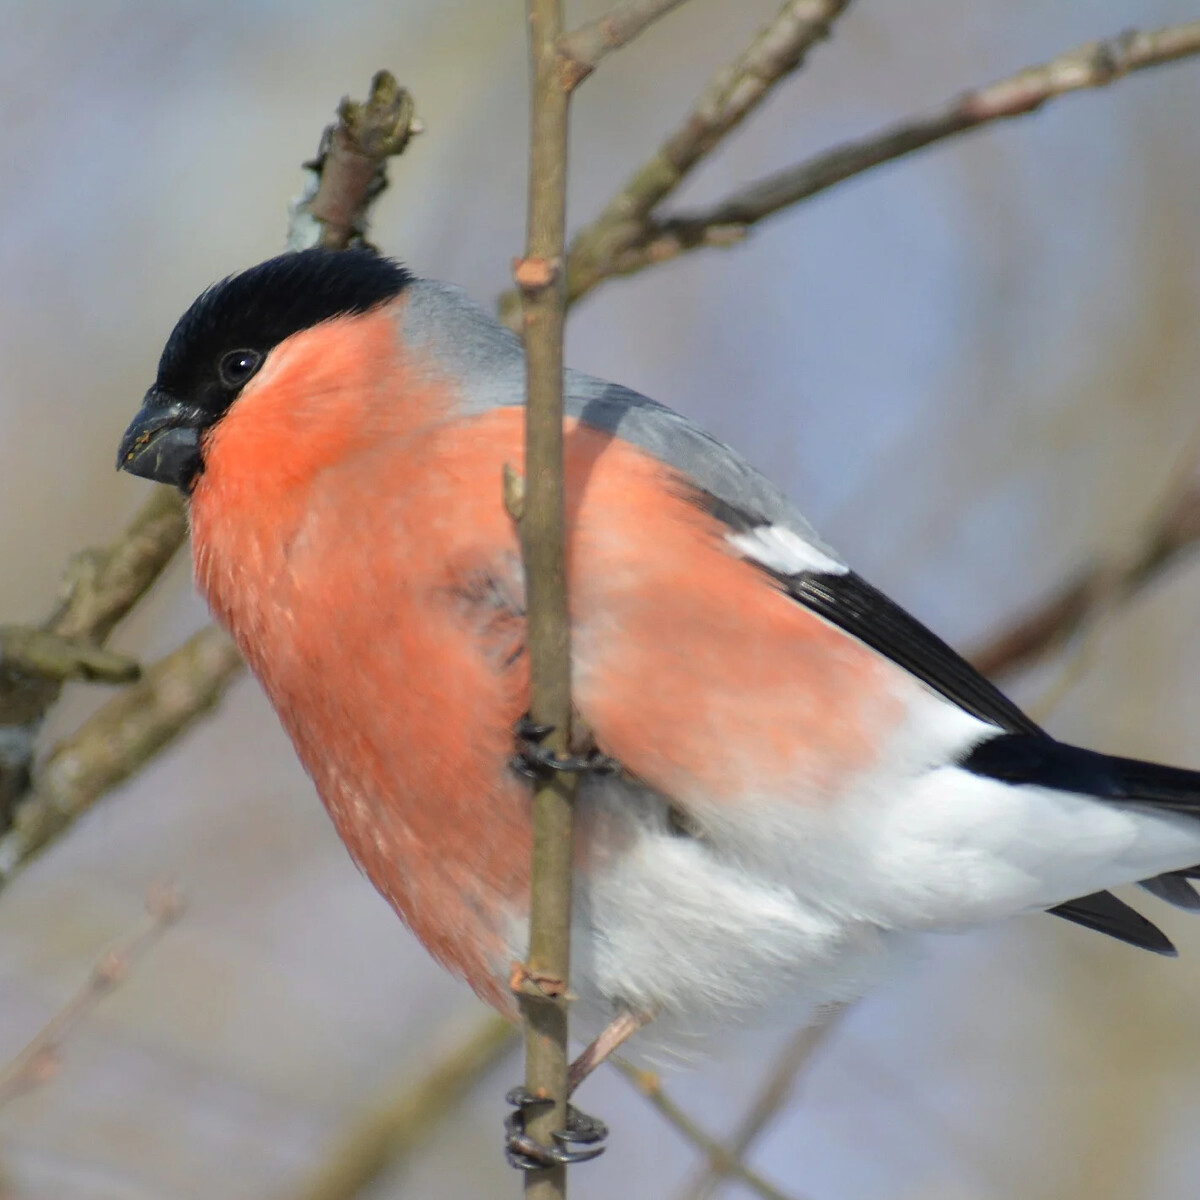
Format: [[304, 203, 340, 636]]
[[2, 2, 1200, 1198]]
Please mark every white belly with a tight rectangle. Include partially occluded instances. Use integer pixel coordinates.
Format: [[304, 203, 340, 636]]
[[495, 704, 1200, 1052], [503, 774, 912, 1052]]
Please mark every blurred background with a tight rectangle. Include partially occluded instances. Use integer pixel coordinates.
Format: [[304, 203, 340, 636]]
[[2, 1, 1200, 1197]]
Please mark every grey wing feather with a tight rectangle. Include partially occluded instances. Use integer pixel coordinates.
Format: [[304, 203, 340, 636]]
[[399, 277, 844, 567], [562, 371, 846, 569]]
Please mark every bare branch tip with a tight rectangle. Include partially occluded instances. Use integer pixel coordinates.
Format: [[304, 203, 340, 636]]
[[293, 70, 422, 252]]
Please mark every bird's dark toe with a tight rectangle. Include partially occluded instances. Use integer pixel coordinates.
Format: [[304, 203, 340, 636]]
[[504, 1086, 608, 1170], [511, 715, 620, 779]]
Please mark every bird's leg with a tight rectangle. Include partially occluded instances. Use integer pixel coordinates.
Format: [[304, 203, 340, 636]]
[[568, 1008, 651, 1094], [511, 714, 620, 778], [504, 1008, 651, 1170]]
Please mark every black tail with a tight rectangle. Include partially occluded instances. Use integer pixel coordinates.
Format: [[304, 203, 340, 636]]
[[961, 732, 1200, 955], [961, 733, 1200, 811]]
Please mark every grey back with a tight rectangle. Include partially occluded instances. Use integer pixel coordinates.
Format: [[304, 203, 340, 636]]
[[399, 278, 843, 564]]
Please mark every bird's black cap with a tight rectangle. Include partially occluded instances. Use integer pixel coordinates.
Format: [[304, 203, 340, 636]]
[[118, 248, 412, 489]]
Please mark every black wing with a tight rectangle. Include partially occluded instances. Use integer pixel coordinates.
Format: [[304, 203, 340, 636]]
[[789, 570, 1041, 736]]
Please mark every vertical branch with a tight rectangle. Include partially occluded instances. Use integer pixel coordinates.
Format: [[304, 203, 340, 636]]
[[515, 0, 575, 1196]]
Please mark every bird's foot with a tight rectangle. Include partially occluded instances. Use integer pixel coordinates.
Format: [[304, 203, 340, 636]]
[[504, 1086, 608, 1170], [511, 715, 619, 779]]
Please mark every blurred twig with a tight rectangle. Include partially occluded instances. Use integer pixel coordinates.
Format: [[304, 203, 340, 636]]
[[676, 1006, 847, 1200], [1027, 413, 1200, 719], [499, 0, 854, 325], [614, 1061, 805, 1200], [526, 17, 1200, 308], [288, 1014, 518, 1200], [289, 70, 422, 252], [970, 484, 1200, 680], [0, 883, 184, 1107]]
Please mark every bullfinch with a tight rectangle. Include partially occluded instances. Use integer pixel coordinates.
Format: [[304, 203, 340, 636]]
[[118, 248, 1200, 1166]]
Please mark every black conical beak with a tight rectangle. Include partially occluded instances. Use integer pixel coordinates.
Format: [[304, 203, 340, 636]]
[[117, 389, 203, 490]]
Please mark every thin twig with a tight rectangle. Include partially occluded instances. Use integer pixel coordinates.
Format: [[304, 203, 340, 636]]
[[614, 1061, 808, 1200], [558, 0, 692, 89], [287, 1014, 518, 1200], [970, 484, 1200, 680], [676, 1006, 847, 1200], [0, 627, 244, 888], [498, 0, 854, 325], [1025, 414, 1200, 720], [0, 883, 185, 1107], [559, 18, 1200, 298], [515, 2, 579, 1194], [288, 70, 422, 252]]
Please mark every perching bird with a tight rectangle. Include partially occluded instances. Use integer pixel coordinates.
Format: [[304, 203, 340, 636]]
[[120, 248, 1200, 1166]]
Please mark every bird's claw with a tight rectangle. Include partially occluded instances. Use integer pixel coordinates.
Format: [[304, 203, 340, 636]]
[[511, 715, 620, 779], [504, 1086, 608, 1170]]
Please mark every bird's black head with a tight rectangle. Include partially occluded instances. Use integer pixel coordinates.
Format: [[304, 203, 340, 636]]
[[117, 248, 412, 491]]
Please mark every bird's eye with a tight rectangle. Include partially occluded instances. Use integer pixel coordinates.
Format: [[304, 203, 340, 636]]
[[218, 349, 262, 388]]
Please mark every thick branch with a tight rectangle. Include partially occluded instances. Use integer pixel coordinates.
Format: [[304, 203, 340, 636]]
[[499, 0, 853, 324], [516, 0, 578, 1193], [558, 0, 692, 89], [289, 70, 422, 252], [0, 487, 187, 826], [0, 627, 244, 888], [598, 19, 1200, 286], [0, 486, 185, 727], [46, 486, 187, 647], [0, 629, 139, 687]]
